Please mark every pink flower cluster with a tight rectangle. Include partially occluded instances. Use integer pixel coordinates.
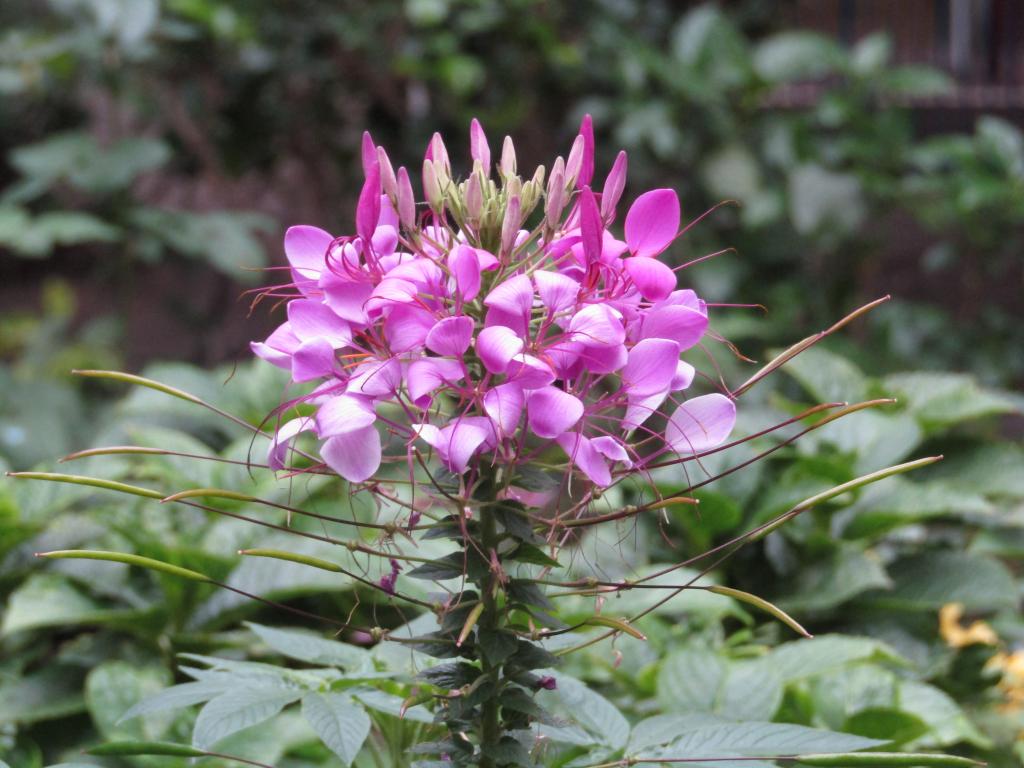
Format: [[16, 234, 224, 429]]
[[252, 117, 736, 487]]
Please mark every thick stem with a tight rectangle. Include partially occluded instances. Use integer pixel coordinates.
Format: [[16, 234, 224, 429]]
[[476, 472, 503, 767]]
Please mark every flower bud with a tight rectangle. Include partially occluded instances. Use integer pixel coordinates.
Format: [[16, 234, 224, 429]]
[[465, 172, 484, 225], [377, 146, 397, 201], [565, 135, 585, 188], [499, 135, 517, 177], [396, 166, 416, 228], [601, 150, 628, 220], [469, 118, 491, 176], [423, 159, 444, 214], [545, 168, 565, 229], [501, 195, 521, 256], [427, 132, 451, 175]]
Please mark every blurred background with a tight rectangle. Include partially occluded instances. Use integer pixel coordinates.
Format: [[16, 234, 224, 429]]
[[2, 1, 1024, 766], [1, 0, 1022, 469]]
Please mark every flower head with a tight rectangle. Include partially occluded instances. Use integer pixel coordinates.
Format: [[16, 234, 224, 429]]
[[253, 117, 736, 490]]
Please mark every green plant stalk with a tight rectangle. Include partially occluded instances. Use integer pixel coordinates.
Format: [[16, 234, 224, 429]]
[[477, 472, 502, 768]]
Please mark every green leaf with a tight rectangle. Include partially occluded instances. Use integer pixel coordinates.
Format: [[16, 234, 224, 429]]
[[639, 722, 884, 762], [768, 635, 902, 683], [509, 542, 560, 567], [883, 372, 1016, 428], [477, 628, 518, 665], [782, 346, 869, 404], [796, 753, 980, 767], [352, 689, 434, 724], [788, 164, 865, 236], [118, 680, 230, 723], [754, 32, 845, 82], [627, 714, 727, 753], [843, 707, 927, 746], [1, 572, 126, 636], [840, 477, 994, 539], [192, 686, 302, 749], [301, 693, 371, 766], [86, 662, 173, 741], [544, 672, 629, 749], [0, 666, 86, 725], [657, 648, 782, 721], [870, 551, 1017, 611], [778, 546, 892, 612], [246, 622, 371, 670]]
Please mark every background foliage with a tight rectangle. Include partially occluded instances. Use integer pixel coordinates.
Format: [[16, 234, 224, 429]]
[[1, 1, 1022, 767]]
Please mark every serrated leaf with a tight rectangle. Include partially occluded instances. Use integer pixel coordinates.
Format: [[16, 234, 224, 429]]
[[478, 629, 518, 665], [640, 722, 884, 762], [544, 672, 629, 750], [302, 693, 371, 766], [246, 622, 371, 670], [192, 686, 302, 749], [118, 680, 230, 723], [871, 551, 1016, 611], [352, 689, 434, 723], [768, 635, 901, 683], [509, 542, 560, 567]]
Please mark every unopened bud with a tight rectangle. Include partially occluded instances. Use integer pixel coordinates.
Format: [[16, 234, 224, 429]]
[[565, 135, 585, 187], [427, 132, 450, 175], [377, 146, 397, 200], [423, 159, 444, 214], [601, 150, 628, 220], [465, 172, 484, 225], [397, 166, 416, 229], [545, 169, 565, 229], [501, 195, 521, 256], [469, 118, 491, 175], [499, 135, 517, 177]]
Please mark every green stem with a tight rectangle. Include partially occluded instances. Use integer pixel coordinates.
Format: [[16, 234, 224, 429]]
[[476, 472, 502, 767]]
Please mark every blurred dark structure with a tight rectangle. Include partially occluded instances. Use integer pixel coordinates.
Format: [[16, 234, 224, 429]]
[[780, 0, 1024, 111]]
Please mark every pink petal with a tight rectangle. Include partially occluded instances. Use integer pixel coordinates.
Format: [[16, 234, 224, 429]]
[[534, 270, 580, 313], [665, 394, 737, 454], [591, 436, 631, 467], [469, 118, 491, 172], [576, 114, 595, 188], [556, 433, 611, 486], [371, 223, 398, 255], [268, 416, 315, 469], [449, 244, 482, 302], [483, 382, 524, 435], [506, 354, 556, 390], [484, 306, 528, 337], [483, 274, 533, 317], [316, 394, 376, 437], [406, 358, 463, 408], [285, 226, 333, 292], [527, 386, 584, 438], [291, 337, 338, 382], [251, 322, 300, 370], [579, 186, 603, 265], [624, 391, 669, 430], [568, 304, 625, 347], [287, 299, 352, 347], [476, 326, 525, 373], [365, 278, 419, 319], [348, 358, 401, 396], [319, 273, 372, 325], [322, 426, 381, 482], [640, 305, 708, 350], [437, 420, 490, 474], [671, 360, 696, 391], [624, 189, 680, 258], [426, 316, 474, 356], [622, 338, 680, 396], [385, 305, 436, 352], [356, 160, 381, 245], [576, 343, 627, 374], [601, 151, 628, 219], [360, 131, 377, 177], [624, 257, 676, 302]]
